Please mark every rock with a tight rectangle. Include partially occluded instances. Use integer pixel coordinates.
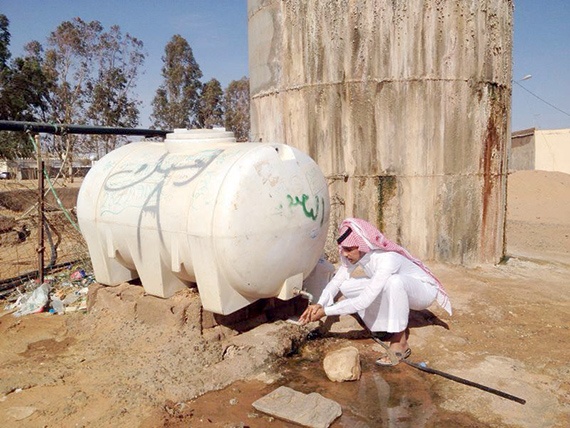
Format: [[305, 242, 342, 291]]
[[323, 346, 361, 382], [252, 386, 342, 428]]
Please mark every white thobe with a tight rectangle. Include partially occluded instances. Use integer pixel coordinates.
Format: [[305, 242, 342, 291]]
[[317, 250, 439, 333]]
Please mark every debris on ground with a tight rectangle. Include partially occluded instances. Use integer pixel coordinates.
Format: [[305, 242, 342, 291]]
[[3, 266, 93, 316], [5, 283, 50, 317]]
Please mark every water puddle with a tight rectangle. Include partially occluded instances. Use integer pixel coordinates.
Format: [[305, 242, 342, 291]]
[[276, 342, 437, 427]]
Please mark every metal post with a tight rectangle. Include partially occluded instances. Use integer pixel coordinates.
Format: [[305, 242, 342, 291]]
[[36, 134, 45, 285]]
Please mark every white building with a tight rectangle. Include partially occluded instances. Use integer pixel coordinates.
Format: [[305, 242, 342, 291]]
[[510, 128, 570, 174], [0, 157, 91, 179]]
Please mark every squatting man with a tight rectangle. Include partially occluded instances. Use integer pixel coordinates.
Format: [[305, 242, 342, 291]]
[[299, 217, 452, 366]]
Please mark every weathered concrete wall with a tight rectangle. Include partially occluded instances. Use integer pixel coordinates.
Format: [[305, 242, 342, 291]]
[[510, 128, 535, 171], [248, 0, 513, 264]]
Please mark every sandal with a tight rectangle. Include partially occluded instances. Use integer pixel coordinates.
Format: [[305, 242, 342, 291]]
[[375, 347, 411, 367]]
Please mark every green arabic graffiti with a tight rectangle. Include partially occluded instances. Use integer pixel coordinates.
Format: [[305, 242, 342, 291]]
[[287, 193, 323, 222]]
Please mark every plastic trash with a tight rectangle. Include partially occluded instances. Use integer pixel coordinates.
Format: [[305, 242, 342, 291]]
[[50, 296, 64, 314], [70, 270, 86, 280], [62, 292, 80, 306], [82, 276, 95, 286], [13, 283, 51, 317]]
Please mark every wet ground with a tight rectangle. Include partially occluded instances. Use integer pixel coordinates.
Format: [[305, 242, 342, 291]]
[[147, 334, 493, 428]]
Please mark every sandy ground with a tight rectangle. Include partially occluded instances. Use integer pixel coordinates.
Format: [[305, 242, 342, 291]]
[[0, 170, 569, 427]]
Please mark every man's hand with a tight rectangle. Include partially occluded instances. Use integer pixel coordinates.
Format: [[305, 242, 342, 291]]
[[299, 304, 326, 325]]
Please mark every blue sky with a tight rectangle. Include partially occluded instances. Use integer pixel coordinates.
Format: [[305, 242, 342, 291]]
[[512, 0, 570, 131], [2, 0, 569, 131]]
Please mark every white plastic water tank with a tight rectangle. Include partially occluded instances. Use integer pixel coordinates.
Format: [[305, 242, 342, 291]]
[[77, 129, 330, 315]]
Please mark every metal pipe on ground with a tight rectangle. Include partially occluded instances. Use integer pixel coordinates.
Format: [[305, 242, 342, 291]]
[[401, 359, 526, 405]]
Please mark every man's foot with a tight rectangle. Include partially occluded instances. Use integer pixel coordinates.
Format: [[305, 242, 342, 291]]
[[387, 328, 410, 354], [375, 347, 411, 367]]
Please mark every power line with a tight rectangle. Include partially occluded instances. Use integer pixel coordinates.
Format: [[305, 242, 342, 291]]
[[513, 80, 570, 118]]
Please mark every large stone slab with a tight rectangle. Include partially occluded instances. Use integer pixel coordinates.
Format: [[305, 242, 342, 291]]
[[252, 386, 342, 428]]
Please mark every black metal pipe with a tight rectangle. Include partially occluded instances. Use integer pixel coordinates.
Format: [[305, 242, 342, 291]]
[[0, 120, 170, 137], [402, 359, 526, 405]]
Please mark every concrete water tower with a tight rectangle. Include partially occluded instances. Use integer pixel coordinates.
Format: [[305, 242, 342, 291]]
[[248, 0, 513, 264]]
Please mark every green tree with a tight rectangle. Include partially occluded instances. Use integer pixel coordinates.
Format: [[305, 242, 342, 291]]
[[2, 42, 52, 120], [86, 25, 145, 157], [151, 34, 203, 129], [224, 77, 250, 142], [0, 18, 51, 159], [44, 18, 101, 125], [0, 14, 10, 70], [40, 18, 145, 175], [197, 78, 224, 129], [41, 18, 102, 178], [0, 17, 145, 163]]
